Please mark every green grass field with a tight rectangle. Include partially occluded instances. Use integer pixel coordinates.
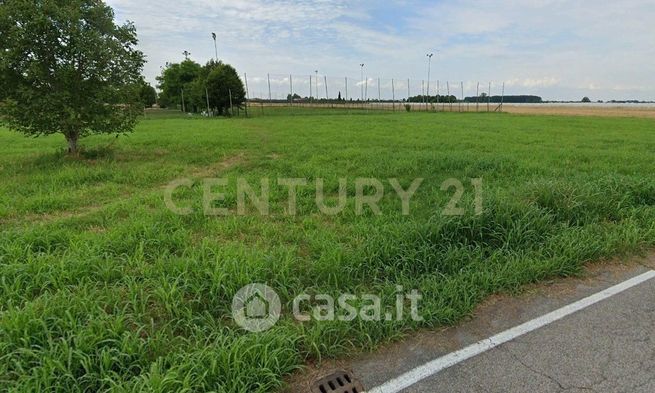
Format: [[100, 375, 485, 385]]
[[1, 110, 654, 392]]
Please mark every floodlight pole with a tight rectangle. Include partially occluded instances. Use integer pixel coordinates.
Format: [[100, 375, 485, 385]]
[[360, 64, 365, 101], [315, 70, 319, 100], [426, 53, 433, 110], [211, 33, 218, 62]]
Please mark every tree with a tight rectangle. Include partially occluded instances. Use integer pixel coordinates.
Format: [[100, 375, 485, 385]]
[[186, 60, 221, 113], [205, 63, 246, 115], [581, 96, 591, 103], [0, 0, 145, 154], [156, 60, 202, 112], [139, 81, 157, 108]]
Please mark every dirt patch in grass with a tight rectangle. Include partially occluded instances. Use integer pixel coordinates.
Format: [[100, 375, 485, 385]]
[[1, 153, 246, 227], [187, 152, 246, 178]]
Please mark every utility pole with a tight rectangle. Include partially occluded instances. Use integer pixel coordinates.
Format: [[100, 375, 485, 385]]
[[211, 33, 218, 62]]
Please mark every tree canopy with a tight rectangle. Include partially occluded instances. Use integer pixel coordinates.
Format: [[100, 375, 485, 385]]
[[156, 60, 202, 110], [139, 81, 157, 108], [156, 59, 246, 115], [0, 0, 146, 154]]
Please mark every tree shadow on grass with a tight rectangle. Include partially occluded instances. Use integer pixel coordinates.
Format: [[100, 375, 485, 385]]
[[26, 145, 117, 169]]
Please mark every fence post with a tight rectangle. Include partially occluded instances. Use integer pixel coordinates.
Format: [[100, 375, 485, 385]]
[[460, 81, 463, 112], [421, 80, 425, 109], [488, 82, 491, 112], [446, 82, 451, 112], [476, 82, 479, 112], [377, 78, 381, 110], [289, 74, 293, 107], [407, 78, 410, 104], [345, 77, 348, 110], [243, 73, 250, 117], [500, 82, 505, 112], [392, 78, 395, 112], [229, 88, 233, 116], [267, 74, 272, 104], [205, 87, 210, 116], [365, 78, 368, 111]]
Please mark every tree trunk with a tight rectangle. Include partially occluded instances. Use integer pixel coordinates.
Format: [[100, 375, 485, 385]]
[[66, 134, 79, 155]]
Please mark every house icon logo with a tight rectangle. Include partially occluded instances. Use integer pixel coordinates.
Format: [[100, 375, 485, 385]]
[[232, 283, 281, 332]]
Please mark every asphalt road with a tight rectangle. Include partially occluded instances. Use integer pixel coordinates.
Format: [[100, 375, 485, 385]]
[[345, 262, 655, 393], [399, 273, 655, 392]]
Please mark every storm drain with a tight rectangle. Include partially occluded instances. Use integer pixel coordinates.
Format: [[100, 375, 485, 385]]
[[310, 369, 365, 393]]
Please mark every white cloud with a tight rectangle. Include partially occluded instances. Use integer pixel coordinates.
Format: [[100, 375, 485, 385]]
[[107, 0, 655, 100]]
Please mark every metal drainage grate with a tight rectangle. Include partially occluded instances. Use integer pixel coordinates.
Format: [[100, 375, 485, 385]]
[[310, 369, 365, 393]]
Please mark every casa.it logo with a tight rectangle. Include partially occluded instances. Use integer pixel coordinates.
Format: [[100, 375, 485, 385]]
[[231, 283, 281, 333]]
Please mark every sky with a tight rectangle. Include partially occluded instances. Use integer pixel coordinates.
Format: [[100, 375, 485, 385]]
[[107, 0, 655, 101]]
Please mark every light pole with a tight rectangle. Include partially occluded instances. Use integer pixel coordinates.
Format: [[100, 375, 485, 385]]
[[211, 32, 218, 62], [360, 63, 365, 101], [426, 53, 434, 100], [315, 70, 319, 100], [182, 50, 191, 60]]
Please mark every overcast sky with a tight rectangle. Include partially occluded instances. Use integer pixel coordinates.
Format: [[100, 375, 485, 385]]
[[107, 0, 655, 101]]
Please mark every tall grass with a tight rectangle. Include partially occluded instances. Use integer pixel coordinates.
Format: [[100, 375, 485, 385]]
[[1, 112, 654, 391]]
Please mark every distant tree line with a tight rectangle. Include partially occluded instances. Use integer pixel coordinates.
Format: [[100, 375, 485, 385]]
[[463, 95, 543, 103], [407, 95, 458, 103], [157, 59, 245, 115]]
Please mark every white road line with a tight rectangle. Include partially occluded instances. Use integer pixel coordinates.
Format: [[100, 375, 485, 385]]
[[367, 270, 655, 393]]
